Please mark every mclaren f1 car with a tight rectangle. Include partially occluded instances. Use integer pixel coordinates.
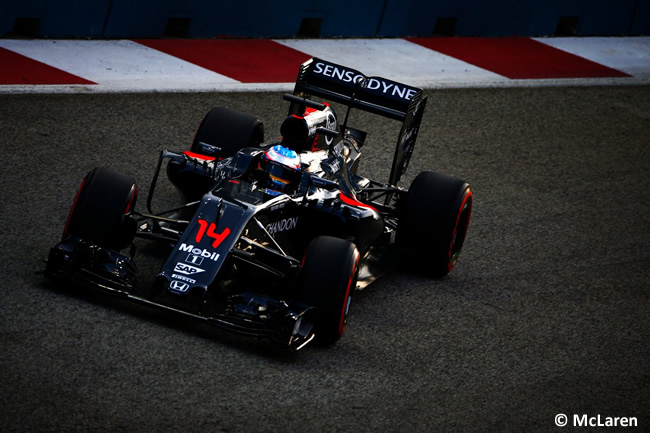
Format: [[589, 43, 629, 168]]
[[45, 58, 473, 350]]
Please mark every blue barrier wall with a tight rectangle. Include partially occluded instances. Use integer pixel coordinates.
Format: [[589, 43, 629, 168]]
[[378, 0, 648, 36], [1, 0, 110, 38], [100, 0, 385, 38], [1, 0, 648, 38]]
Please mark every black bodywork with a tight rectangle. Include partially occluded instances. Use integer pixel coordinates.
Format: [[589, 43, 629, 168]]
[[45, 58, 430, 350]]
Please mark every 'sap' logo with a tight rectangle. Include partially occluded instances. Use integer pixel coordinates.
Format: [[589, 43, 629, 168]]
[[173, 263, 205, 275]]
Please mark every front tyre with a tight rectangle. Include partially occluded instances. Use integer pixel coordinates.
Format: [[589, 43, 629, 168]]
[[399, 171, 472, 278], [63, 167, 138, 251], [296, 236, 360, 345]]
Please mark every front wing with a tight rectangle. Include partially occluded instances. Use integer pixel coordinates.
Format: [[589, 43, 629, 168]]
[[45, 235, 317, 350]]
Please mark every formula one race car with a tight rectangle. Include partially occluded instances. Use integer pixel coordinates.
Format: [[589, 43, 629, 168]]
[[45, 58, 472, 350]]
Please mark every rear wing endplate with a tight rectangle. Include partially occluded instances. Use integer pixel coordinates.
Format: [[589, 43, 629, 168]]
[[290, 58, 427, 186]]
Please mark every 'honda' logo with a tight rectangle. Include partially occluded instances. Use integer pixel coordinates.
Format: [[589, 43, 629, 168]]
[[169, 280, 189, 293]]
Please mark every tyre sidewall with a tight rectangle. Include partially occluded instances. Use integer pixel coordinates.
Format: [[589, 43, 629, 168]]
[[64, 167, 137, 250], [191, 107, 264, 159], [400, 171, 472, 277], [296, 236, 360, 345]]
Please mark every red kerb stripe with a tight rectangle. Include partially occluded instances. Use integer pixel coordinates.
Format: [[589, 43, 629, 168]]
[[134, 39, 311, 83], [0, 47, 96, 85], [408, 37, 630, 79]]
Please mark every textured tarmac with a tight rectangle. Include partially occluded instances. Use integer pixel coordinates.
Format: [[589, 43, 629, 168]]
[[1, 87, 649, 432]]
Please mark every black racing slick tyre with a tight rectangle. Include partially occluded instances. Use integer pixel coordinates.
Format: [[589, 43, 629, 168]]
[[400, 171, 473, 278], [63, 167, 138, 251], [296, 236, 360, 346], [191, 106, 264, 159]]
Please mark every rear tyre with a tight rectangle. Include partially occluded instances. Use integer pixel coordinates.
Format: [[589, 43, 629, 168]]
[[64, 167, 138, 251], [399, 171, 472, 278], [191, 107, 264, 159], [296, 236, 360, 345]]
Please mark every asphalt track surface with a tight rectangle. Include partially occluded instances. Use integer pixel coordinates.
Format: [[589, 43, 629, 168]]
[[1, 86, 649, 432]]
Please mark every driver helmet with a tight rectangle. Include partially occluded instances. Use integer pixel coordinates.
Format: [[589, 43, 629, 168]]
[[258, 145, 302, 192]]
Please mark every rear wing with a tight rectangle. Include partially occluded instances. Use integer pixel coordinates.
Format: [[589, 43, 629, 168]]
[[290, 58, 428, 186]]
